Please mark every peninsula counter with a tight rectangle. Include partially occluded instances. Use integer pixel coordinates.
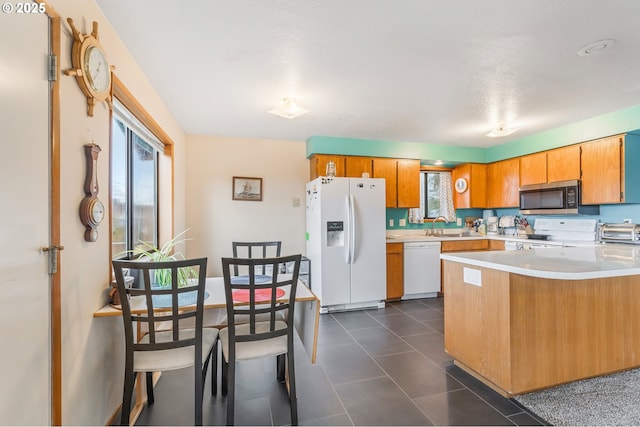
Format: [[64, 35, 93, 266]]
[[441, 245, 640, 397]]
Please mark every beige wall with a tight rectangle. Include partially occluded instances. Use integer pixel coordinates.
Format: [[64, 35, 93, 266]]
[[47, 0, 186, 424], [185, 135, 308, 277]]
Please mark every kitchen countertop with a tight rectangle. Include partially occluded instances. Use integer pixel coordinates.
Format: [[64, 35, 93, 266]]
[[386, 230, 491, 242], [385, 230, 597, 246], [440, 244, 640, 280]]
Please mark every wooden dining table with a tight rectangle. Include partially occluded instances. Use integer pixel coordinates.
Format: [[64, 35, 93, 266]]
[[94, 276, 320, 425]]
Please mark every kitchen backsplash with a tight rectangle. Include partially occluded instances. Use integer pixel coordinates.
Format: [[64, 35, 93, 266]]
[[386, 208, 483, 230], [386, 204, 640, 230]]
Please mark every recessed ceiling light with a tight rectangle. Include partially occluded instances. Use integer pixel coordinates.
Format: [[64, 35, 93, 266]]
[[486, 125, 518, 138], [577, 39, 616, 57], [269, 98, 309, 119]]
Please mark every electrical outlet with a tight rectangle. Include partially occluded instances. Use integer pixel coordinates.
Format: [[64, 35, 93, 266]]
[[399, 218, 406, 227], [389, 219, 394, 227], [463, 267, 482, 287], [456, 218, 462, 226]]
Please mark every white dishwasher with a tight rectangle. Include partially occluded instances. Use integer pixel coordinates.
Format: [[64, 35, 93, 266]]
[[403, 241, 441, 299]]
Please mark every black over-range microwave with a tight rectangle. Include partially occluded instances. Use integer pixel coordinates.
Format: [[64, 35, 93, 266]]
[[519, 179, 600, 215]]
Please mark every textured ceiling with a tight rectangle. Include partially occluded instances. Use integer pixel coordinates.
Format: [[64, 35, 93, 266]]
[[95, 0, 640, 148]]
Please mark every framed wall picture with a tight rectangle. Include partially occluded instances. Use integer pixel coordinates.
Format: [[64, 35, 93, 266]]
[[232, 176, 263, 201]]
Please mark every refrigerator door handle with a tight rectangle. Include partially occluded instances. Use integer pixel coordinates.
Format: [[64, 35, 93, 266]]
[[345, 194, 352, 264], [349, 194, 356, 264]]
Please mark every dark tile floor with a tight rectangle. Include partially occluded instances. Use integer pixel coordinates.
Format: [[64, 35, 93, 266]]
[[133, 298, 549, 426]]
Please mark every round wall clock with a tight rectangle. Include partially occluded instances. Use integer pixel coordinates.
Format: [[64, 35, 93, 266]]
[[79, 144, 104, 242], [64, 18, 114, 117], [455, 177, 468, 193]]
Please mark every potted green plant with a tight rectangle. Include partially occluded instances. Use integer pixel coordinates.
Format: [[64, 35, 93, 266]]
[[120, 229, 196, 288]]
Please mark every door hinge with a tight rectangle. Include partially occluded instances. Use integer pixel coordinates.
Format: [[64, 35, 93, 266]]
[[48, 54, 57, 82], [42, 245, 64, 274]]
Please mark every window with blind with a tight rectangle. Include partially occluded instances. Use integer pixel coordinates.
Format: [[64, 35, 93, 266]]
[[111, 100, 161, 258]]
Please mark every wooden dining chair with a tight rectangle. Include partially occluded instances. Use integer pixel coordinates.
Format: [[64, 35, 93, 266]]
[[219, 254, 301, 425], [112, 257, 218, 426], [231, 241, 282, 275]]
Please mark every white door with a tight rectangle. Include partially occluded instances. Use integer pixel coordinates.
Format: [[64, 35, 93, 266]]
[[349, 178, 386, 303], [0, 11, 52, 425]]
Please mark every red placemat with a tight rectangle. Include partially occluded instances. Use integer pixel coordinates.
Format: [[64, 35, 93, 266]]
[[232, 288, 285, 303]]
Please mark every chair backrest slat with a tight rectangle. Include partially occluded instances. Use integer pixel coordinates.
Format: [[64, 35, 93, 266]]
[[112, 257, 208, 352], [221, 255, 301, 345], [231, 241, 282, 275]]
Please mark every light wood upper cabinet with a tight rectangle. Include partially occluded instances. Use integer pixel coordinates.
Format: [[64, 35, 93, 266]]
[[309, 154, 420, 207], [345, 156, 373, 177], [372, 158, 398, 208], [580, 133, 640, 205], [453, 163, 486, 209], [519, 152, 547, 186], [581, 135, 623, 204], [397, 159, 420, 208], [547, 144, 581, 183], [487, 158, 519, 208], [309, 154, 345, 180]]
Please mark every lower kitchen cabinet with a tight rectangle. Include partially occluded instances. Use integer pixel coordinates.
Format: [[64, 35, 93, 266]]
[[441, 240, 490, 252], [489, 239, 505, 250], [386, 242, 403, 301]]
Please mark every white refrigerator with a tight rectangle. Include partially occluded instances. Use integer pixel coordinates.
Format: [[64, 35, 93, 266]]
[[306, 176, 386, 312]]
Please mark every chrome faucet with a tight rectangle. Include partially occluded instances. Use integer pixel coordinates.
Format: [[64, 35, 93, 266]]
[[427, 216, 449, 236]]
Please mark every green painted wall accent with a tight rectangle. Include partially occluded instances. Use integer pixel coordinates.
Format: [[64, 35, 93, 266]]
[[487, 105, 640, 162], [306, 135, 486, 164], [307, 105, 640, 164]]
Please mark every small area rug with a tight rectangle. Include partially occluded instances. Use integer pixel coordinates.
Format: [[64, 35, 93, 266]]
[[514, 368, 640, 426]]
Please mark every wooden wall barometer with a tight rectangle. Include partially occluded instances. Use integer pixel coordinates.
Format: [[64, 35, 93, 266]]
[[79, 144, 105, 242]]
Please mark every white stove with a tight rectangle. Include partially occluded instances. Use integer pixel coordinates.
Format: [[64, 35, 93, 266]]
[[504, 218, 598, 250]]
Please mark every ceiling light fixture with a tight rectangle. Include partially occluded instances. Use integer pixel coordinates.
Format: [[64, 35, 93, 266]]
[[486, 125, 518, 138], [577, 39, 616, 57], [269, 98, 309, 119]]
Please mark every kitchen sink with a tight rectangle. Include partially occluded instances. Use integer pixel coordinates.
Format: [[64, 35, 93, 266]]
[[387, 231, 474, 240]]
